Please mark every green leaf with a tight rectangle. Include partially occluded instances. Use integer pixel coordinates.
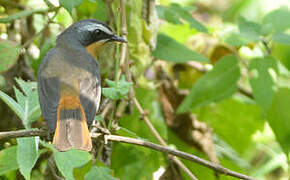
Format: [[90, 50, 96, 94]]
[[14, 78, 40, 128], [273, 32, 290, 45], [0, 146, 18, 175], [0, 39, 21, 72], [152, 33, 208, 62], [77, 0, 107, 21], [195, 98, 264, 154], [0, 8, 55, 23], [54, 149, 91, 180], [224, 32, 252, 46], [60, 0, 84, 14], [238, 16, 261, 41], [178, 55, 240, 113], [0, 90, 23, 121], [272, 43, 290, 71], [157, 3, 207, 33], [267, 88, 290, 154], [0, 78, 41, 129], [85, 166, 115, 180], [17, 137, 39, 180], [102, 76, 132, 100], [111, 143, 164, 180], [262, 8, 290, 33], [249, 56, 279, 110], [73, 160, 93, 180]]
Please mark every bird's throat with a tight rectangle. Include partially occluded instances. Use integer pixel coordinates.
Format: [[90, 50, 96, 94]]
[[85, 42, 105, 59]]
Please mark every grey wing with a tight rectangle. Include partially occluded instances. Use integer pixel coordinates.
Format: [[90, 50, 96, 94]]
[[79, 62, 101, 127], [37, 50, 60, 132]]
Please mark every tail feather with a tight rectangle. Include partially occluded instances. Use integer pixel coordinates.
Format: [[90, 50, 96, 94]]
[[53, 96, 92, 151]]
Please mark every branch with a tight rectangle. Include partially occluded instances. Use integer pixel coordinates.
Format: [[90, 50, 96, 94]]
[[0, 7, 58, 23], [21, 7, 60, 49], [133, 97, 198, 180], [0, 129, 256, 180]]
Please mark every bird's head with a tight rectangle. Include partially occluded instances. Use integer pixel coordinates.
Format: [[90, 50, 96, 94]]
[[57, 19, 127, 47]]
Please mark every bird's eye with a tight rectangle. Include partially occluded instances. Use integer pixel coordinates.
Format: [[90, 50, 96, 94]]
[[94, 29, 101, 35]]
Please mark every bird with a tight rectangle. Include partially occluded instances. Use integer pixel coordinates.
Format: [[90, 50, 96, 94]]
[[37, 19, 127, 152]]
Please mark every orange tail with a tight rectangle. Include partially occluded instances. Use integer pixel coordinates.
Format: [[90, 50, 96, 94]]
[[53, 96, 92, 151]]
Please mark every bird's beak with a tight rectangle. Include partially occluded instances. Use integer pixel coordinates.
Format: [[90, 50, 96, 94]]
[[110, 35, 128, 43]]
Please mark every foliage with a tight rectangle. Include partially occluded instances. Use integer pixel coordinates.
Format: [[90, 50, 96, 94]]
[[0, 0, 290, 180]]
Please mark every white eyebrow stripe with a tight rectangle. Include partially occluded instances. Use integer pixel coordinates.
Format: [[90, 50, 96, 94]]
[[78, 23, 113, 35]]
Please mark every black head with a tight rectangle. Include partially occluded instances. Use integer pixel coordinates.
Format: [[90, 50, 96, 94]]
[[57, 19, 127, 46]]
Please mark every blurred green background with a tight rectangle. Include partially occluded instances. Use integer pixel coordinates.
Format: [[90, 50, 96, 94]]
[[0, 0, 289, 179]]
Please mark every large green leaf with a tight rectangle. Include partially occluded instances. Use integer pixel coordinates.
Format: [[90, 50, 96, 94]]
[[273, 32, 290, 45], [77, 0, 107, 21], [178, 55, 240, 113], [0, 39, 21, 73], [60, 0, 83, 14], [157, 3, 207, 33], [224, 32, 252, 46], [238, 16, 261, 41], [272, 43, 290, 71], [54, 149, 91, 180], [0, 146, 18, 175], [152, 33, 208, 62], [262, 8, 290, 33], [249, 56, 279, 110], [85, 166, 115, 180], [195, 98, 264, 155], [267, 88, 290, 154], [17, 137, 39, 180]]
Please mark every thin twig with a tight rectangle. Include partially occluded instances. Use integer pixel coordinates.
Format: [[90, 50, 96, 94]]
[[0, 129, 46, 139], [0, 7, 58, 23], [133, 97, 198, 180], [117, 0, 128, 80], [21, 7, 60, 49], [0, 129, 256, 180]]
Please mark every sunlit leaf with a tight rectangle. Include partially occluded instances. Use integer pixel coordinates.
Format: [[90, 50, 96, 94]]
[[153, 33, 208, 62], [0, 146, 18, 175], [273, 32, 290, 45], [178, 55, 240, 113], [17, 137, 39, 180], [0, 39, 21, 72], [249, 56, 279, 110], [262, 8, 290, 33], [267, 88, 290, 154], [224, 32, 252, 46], [238, 16, 261, 41]]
